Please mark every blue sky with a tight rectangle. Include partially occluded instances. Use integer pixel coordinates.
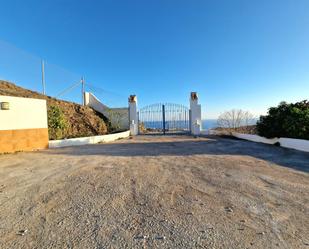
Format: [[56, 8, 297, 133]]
[[0, 0, 308, 118]]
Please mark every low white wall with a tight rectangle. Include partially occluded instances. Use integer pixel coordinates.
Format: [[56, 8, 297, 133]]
[[232, 132, 279, 145], [49, 130, 130, 148], [0, 95, 47, 130], [208, 129, 309, 153], [232, 132, 309, 153], [279, 137, 309, 152]]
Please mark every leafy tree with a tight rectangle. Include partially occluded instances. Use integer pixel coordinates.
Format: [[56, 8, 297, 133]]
[[257, 100, 309, 139]]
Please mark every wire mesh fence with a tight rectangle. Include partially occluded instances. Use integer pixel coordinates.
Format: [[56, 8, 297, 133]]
[[0, 39, 129, 132], [0, 40, 81, 102]]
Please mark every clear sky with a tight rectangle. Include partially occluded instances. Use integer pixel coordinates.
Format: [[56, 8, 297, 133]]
[[0, 0, 308, 119]]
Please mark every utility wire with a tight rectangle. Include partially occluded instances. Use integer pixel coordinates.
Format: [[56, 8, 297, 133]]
[[85, 83, 126, 99], [86, 85, 118, 105], [86, 84, 127, 107], [56, 81, 81, 98]]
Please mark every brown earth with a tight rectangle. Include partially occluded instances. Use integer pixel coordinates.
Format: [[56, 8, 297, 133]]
[[0, 80, 109, 139], [0, 135, 308, 248]]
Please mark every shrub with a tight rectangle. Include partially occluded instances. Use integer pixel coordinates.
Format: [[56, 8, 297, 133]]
[[48, 105, 68, 140], [106, 108, 124, 132], [139, 122, 146, 133], [257, 100, 309, 139]]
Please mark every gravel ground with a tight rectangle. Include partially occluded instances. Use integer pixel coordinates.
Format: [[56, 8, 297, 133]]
[[0, 135, 308, 249]]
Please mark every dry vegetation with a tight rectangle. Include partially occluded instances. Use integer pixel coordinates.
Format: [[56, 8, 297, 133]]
[[215, 125, 257, 135]]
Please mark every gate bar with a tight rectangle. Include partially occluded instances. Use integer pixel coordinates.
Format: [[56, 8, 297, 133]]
[[162, 104, 166, 135]]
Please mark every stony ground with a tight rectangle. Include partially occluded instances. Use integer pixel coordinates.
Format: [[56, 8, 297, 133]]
[[0, 135, 308, 249]]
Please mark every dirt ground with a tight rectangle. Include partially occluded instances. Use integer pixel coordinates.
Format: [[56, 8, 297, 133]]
[[0, 135, 308, 249]]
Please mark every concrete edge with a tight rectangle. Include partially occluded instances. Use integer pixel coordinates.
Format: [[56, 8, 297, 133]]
[[49, 130, 130, 148], [208, 129, 309, 153]]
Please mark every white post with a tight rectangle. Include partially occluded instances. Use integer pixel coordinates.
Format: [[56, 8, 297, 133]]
[[190, 92, 201, 135], [129, 95, 138, 135], [84, 92, 90, 106]]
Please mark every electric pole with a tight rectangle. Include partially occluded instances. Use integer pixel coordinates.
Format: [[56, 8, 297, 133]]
[[81, 77, 85, 105], [41, 60, 46, 95]]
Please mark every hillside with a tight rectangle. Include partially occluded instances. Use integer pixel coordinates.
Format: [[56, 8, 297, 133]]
[[0, 80, 110, 139]]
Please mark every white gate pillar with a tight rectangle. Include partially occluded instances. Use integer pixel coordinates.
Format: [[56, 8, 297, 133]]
[[129, 95, 138, 135], [190, 92, 202, 135]]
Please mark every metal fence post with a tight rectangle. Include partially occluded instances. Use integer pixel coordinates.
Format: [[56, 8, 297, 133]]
[[189, 109, 192, 133], [162, 104, 166, 135], [128, 107, 130, 130], [137, 111, 139, 134]]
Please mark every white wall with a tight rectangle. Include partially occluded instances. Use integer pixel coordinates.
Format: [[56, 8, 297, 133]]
[[84, 92, 106, 115], [233, 133, 309, 152], [232, 133, 279, 145], [0, 95, 48, 130], [49, 130, 130, 148], [209, 130, 309, 153], [84, 92, 129, 130], [279, 137, 309, 153]]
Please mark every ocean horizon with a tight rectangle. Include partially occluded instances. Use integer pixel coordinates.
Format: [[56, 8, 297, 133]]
[[141, 119, 219, 130], [202, 119, 218, 130], [141, 119, 257, 130]]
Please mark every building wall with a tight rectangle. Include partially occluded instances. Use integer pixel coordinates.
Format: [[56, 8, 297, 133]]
[[0, 95, 48, 153]]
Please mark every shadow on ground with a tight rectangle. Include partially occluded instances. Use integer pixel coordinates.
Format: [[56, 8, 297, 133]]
[[45, 136, 309, 173]]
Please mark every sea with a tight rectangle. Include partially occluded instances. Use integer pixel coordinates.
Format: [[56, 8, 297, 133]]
[[201, 119, 218, 130], [141, 119, 219, 130]]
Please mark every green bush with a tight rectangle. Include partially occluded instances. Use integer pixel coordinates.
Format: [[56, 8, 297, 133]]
[[48, 105, 68, 140], [257, 100, 309, 139]]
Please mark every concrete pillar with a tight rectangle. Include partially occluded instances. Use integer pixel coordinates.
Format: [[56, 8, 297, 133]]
[[129, 95, 138, 135], [190, 92, 202, 135]]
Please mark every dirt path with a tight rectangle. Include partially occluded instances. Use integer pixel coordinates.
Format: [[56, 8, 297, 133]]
[[0, 135, 308, 248]]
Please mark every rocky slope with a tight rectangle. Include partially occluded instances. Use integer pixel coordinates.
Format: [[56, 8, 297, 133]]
[[0, 80, 109, 139]]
